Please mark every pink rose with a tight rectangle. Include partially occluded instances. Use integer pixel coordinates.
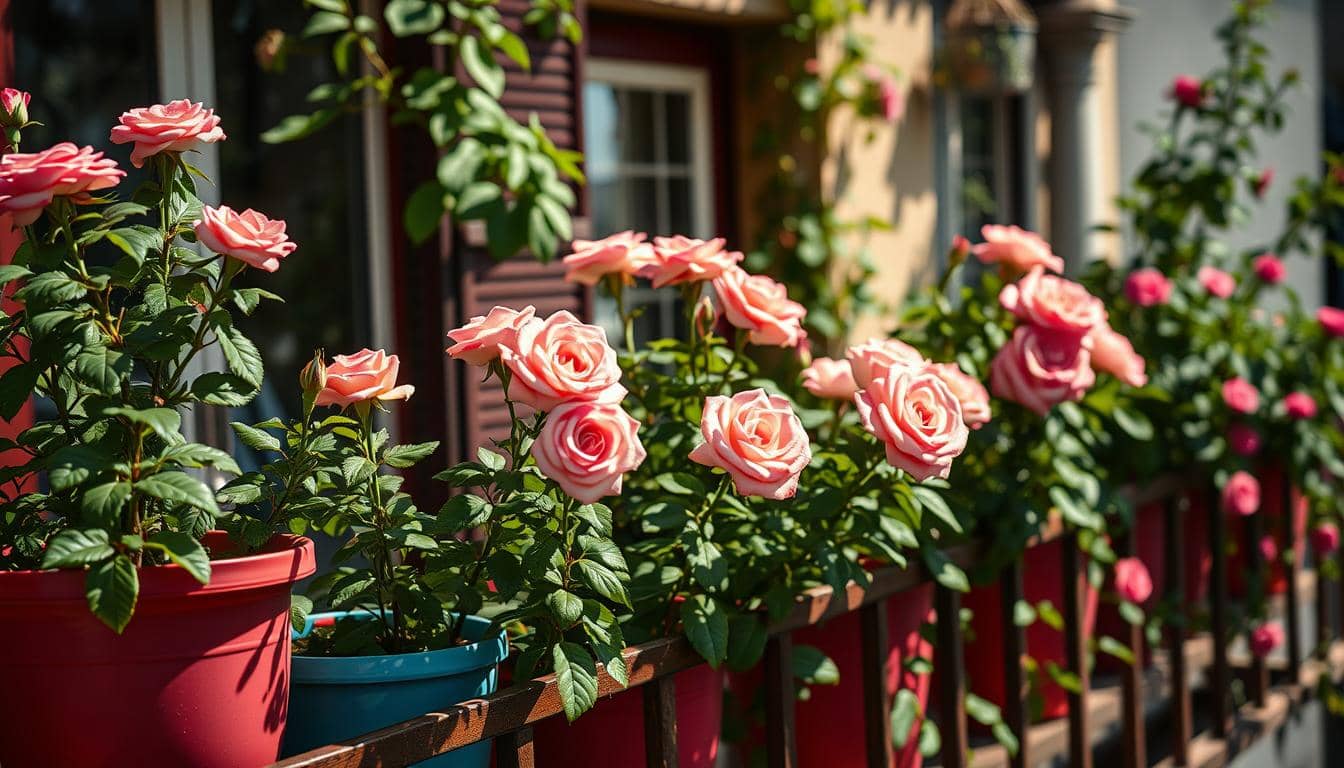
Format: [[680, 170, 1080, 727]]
[[0, 88, 29, 125], [971, 225, 1064, 274], [1169, 75, 1204, 108], [801, 357, 858, 400], [855, 367, 969, 481], [1249, 622, 1284, 659], [1319, 306, 1344, 338], [846, 338, 928, 389], [1253, 253, 1285, 284], [689, 389, 811, 499], [561, 230, 656, 286], [0, 143, 124, 226], [989, 326, 1095, 416], [1221, 377, 1260, 414], [1221, 471, 1260, 516], [929, 362, 992, 429], [877, 74, 904, 122], [1283, 391, 1317, 420], [1258, 534, 1279, 563], [1227, 423, 1261, 457], [1113, 557, 1153, 604], [1311, 523, 1340, 555], [109, 100, 226, 168], [314, 349, 415, 409], [1125, 268, 1173, 307], [446, 305, 536, 366], [712, 267, 806, 348], [1253, 167, 1274, 199], [499, 310, 626, 411], [532, 401, 646, 504], [950, 235, 971, 263], [193, 205, 296, 272], [643, 235, 741, 288], [1197, 265, 1236, 298], [1088, 324, 1147, 388], [999, 268, 1106, 336]]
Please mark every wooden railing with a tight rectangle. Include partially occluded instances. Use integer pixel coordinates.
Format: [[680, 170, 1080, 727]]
[[272, 475, 1342, 768]]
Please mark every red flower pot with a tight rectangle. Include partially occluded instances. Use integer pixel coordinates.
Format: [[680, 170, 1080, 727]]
[[0, 532, 315, 768], [532, 663, 723, 767], [1229, 465, 1307, 597], [962, 538, 1098, 721]]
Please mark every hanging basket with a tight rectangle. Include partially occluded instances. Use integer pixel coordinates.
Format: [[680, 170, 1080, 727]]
[[940, 0, 1038, 95]]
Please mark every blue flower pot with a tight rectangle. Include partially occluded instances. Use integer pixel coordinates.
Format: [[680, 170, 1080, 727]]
[[283, 612, 508, 767]]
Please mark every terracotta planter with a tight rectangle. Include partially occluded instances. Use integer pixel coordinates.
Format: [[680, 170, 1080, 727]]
[[0, 532, 315, 768], [962, 537, 1098, 721], [532, 663, 723, 767], [1229, 465, 1308, 597]]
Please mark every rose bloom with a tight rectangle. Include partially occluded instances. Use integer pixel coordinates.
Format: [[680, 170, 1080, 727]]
[[1227, 422, 1261, 457], [1318, 306, 1344, 338], [855, 367, 969, 481], [1197, 265, 1236, 298], [1258, 534, 1279, 563], [446, 305, 536, 366], [1221, 470, 1260, 516], [643, 235, 741, 288], [532, 401, 646, 504], [109, 99, 226, 168], [989, 326, 1095, 416], [500, 310, 626, 411], [0, 88, 29, 125], [1169, 75, 1204, 108], [561, 230, 656, 286], [1124, 268, 1173, 307], [1249, 622, 1284, 659], [801, 357, 857, 400], [1113, 557, 1153, 604], [193, 205, 296, 272], [998, 268, 1106, 336], [0, 143, 125, 226], [846, 338, 928, 389], [1088, 324, 1147, 388], [878, 74, 904, 122], [1283, 391, 1318, 420], [1253, 253, 1286, 284], [1221, 377, 1260, 414], [971, 224, 1065, 274], [712, 267, 806, 348], [689, 388, 811, 499], [1254, 167, 1274, 199], [314, 349, 415, 409], [1312, 523, 1340, 555], [950, 234, 971, 262], [929, 362, 991, 429]]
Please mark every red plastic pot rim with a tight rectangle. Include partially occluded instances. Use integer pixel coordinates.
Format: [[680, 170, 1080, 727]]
[[0, 532, 315, 604]]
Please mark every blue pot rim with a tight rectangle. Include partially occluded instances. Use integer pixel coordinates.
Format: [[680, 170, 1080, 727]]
[[291, 611, 508, 684]]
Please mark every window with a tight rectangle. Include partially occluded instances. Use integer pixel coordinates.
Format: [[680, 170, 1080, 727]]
[[583, 59, 714, 344]]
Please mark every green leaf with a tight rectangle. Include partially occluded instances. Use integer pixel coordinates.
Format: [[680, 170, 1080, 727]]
[[685, 534, 727, 591], [920, 544, 969, 592], [384, 441, 439, 468], [656, 472, 705, 496], [86, 555, 139, 633], [964, 693, 1002, 725], [726, 614, 769, 671], [573, 503, 612, 537], [546, 589, 583, 626], [574, 559, 630, 607], [437, 138, 486, 194], [47, 445, 110, 492], [680, 594, 728, 667], [890, 689, 921, 747], [792, 644, 840, 685], [260, 108, 339, 144], [552, 642, 599, 721], [1113, 406, 1154, 441], [105, 225, 162, 263], [81, 482, 131, 528], [144, 531, 211, 584], [476, 446, 506, 471], [341, 456, 378, 487], [231, 287, 283, 315], [72, 346, 132, 395], [0, 362, 40, 420], [231, 422, 282, 453], [41, 528, 114, 569], [454, 181, 503, 219], [1098, 635, 1135, 665], [191, 372, 259, 406], [912, 486, 961, 533], [136, 471, 220, 516], [104, 407, 181, 441], [384, 0, 445, 36], [15, 272, 85, 303], [1013, 599, 1036, 627], [290, 594, 314, 633], [460, 35, 505, 98], [160, 443, 241, 475], [213, 319, 264, 387], [403, 180, 446, 244], [303, 10, 350, 36]]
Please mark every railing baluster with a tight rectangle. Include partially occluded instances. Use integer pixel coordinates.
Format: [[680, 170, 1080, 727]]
[[935, 585, 968, 768], [861, 600, 893, 768], [1061, 532, 1092, 768], [999, 560, 1029, 768], [498, 727, 535, 768], [1209, 482, 1231, 736], [764, 633, 798, 768], [643, 675, 678, 768], [1117, 522, 1146, 768], [1282, 479, 1302, 677], [1164, 494, 1191, 765], [1247, 509, 1268, 706]]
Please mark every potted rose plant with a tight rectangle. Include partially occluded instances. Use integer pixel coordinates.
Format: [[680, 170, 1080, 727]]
[[0, 97, 314, 767]]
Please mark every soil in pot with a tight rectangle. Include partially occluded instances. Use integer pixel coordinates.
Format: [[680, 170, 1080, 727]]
[[284, 611, 509, 768], [0, 532, 316, 768]]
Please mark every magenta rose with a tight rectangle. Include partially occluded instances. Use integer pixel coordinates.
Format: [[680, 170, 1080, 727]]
[[499, 310, 626, 411], [846, 338, 928, 389], [561, 230, 656, 286], [1221, 471, 1260, 516], [1227, 423, 1261, 457], [532, 401, 646, 504], [1197, 265, 1236, 298], [1318, 306, 1344, 338], [0, 143, 125, 225], [1124, 268, 1173, 307], [643, 235, 741, 288], [1249, 622, 1284, 658], [929, 362, 991, 429], [1113, 557, 1153, 604], [1221, 377, 1260, 414], [193, 205, 296, 272], [1169, 75, 1204, 108], [1283, 391, 1317, 420], [712, 267, 807, 348], [314, 349, 415, 409], [971, 224, 1064, 274], [446, 305, 536, 366], [801, 357, 858, 401], [0, 88, 29, 125], [1252, 253, 1285, 284], [1312, 523, 1340, 556], [1258, 534, 1279, 563], [109, 99, 226, 168], [1087, 323, 1147, 388], [998, 268, 1106, 337], [1253, 167, 1274, 199], [989, 326, 1095, 416], [689, 388, 811, 499], [854, 367, 969, 481]]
